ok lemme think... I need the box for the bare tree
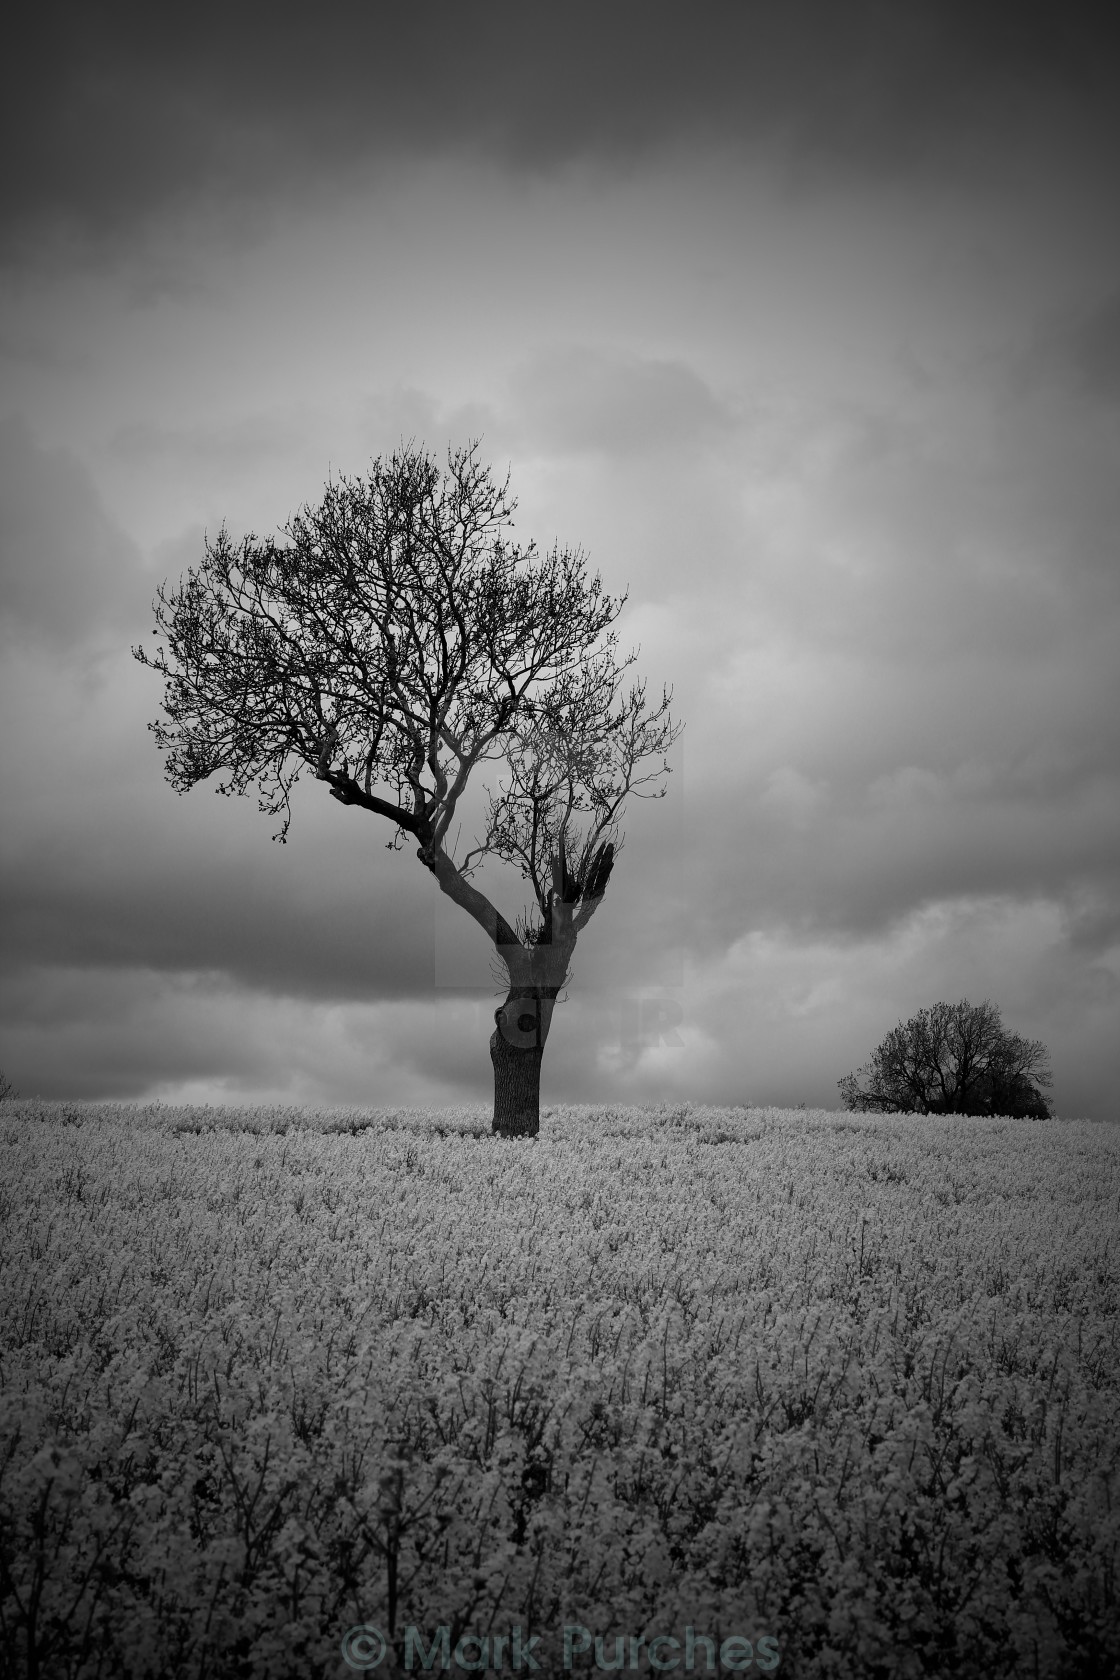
[134,443,681,1136]
[838,999,1053,1118]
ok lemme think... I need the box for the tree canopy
[134,441,681,1133]
[838,998,1053,1118]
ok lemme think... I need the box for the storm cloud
[6,4,1118,260]
[1,5,1117,1115]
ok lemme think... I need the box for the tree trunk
[490,1029,544,1138]
[489,990,556,1138]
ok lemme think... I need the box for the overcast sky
[2,3,1118,1117]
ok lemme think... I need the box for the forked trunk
[421,845,599,1139]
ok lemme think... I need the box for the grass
[0,1100,1117,1678]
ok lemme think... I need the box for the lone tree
[134,442,681,1137]
[838,998,1053,1118]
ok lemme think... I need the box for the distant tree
[134,442,681,1137]
[838,998,1053,1118]
[0,1068,15,1101]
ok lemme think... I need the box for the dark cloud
[668,771,1120,964]
[0,963,507,1108]
[5,2,1117,263]
[0,967,264,1102]
[0,706,682,1007]
[0,733,492,1003]
[0,851,437,1003]
[1065,896,1120,955]
[673,637,1120,949]
[0,416,147,648]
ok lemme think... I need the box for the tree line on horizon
[838,997,1053,1119]
[0,999,1058,1124]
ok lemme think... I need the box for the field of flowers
[1,1099,1117,1679]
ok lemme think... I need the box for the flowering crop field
[1,1100,1117,1679]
